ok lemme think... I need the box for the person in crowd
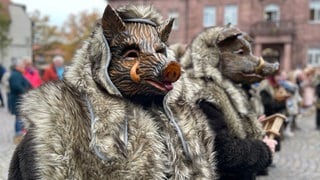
[9,5,218,179]
[286,71,304,132]
[312,69,320,130]
[178,25,278,179]
[260,71,288,116]
[281,79,302,137]
[300,67,316,112]
[257,70,289,175]
[42,55,65,82]
[0,64,6,107]
[315,82,320,130]
[9,58,31,144]
[2,64,14,113]
[23,57,42,88]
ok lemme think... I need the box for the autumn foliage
[32,9,101,64]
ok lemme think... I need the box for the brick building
[109,0,320,71]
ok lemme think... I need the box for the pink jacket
[24,67,42,88]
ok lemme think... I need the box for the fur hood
[179,26,264,139]
[65,5,167,97]
[180,27,224,81]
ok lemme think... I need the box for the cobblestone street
[0,106,320,179]
[0,107,15,180]
[257,109,320,180]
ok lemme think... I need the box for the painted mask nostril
[130,61,141,82]
[162,61,181,83]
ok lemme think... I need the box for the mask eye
[233,49,244,55]
[156,47,167,56]
[123,49,139,58]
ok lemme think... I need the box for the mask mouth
[145,80,173,92]
[238,72,264,84]
[145,61,181,92]
[237,57,279,83]
[130,59,181,92]
[240,72,264,79]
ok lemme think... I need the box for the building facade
[109,0,320,71]
[0,0,32,69]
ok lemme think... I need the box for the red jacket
[42,64,58,82]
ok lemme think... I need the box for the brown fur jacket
[8,9,216,180]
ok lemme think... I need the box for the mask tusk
[255,57,265,74]
[130,60,141,83]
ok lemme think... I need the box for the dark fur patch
[9,125,40,179]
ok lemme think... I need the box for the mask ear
[216,26,242,45]
[158,18,174,43]
[102,5,126,41]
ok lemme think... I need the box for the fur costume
[8,5,216,180]
[178,26,278,179]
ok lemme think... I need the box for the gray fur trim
[163,94,191,161]
[123,18,157,27]
[101,33,122,97]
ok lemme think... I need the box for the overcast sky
[12,0,107,26]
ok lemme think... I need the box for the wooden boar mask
[217,26,279,84]
[101,5,180,97]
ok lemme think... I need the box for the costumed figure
[175,25,279,179]
[9,5,217,179]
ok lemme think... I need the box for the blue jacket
[9,69,31,115]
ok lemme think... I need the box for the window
[310,0,320,22]
[307,48,320,66]
[203,6,216,27]
[224,5,238,25]
[168,11,179,30]
[264,4,280,22]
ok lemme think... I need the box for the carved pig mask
[217,27,279,84]
[101,6,181,97]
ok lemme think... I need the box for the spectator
[260,71,288,116]
[313,70,320,130]
[9,58,31,144]
[2,65,13,113]
[0,64,6,107]
[23,57,42,88]
[257,71,289,175]
[281,80,302,137]
[300,67,316,110]
[43,55,65,82]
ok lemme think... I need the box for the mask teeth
[255,57,265,74]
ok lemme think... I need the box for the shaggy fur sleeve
[8,127,40,179]
[214,131,272,175]
[199,100,272,175]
